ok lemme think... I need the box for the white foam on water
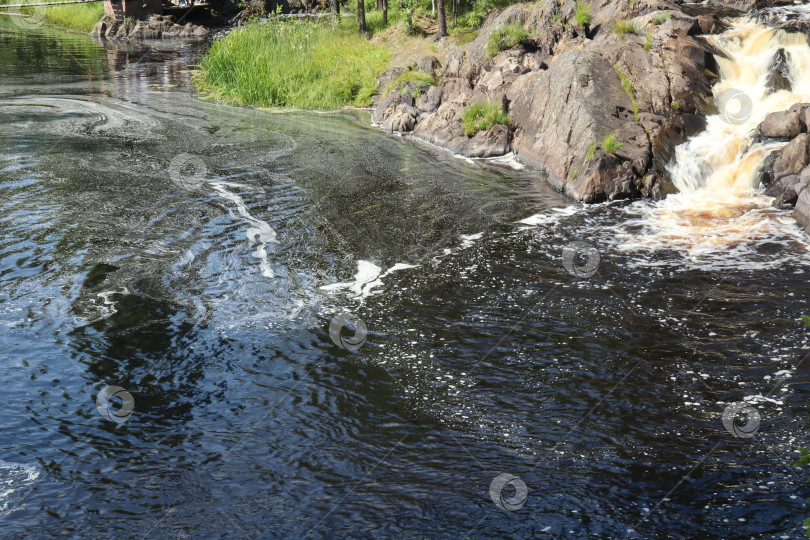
[320,260,418,300]
[210,181,280,279]
[0,461,41,515]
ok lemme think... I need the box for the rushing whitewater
[618,13,810,258]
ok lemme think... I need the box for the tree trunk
[382,0,387,25]
[357,0,366,33]
[437,0,447,37]
[330,0,339,19]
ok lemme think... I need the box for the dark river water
[1,15,810,539]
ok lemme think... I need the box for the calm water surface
[1,16,810,539]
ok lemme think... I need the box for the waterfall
[617,10,810,260]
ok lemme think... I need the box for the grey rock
[415,86,441,114]
[417,56,441,77]
[462,123,511,158]
[761,110,803,139]
[381,104,418,132]
[794,187,810,231]
[765,48,791,94]
[773,133,810,180]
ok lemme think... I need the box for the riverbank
[193,0,810,217]
[193,0,728,203]
[0,0,104,32]
[195,16,393,109]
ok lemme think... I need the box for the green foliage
[462,102,510,136]
[792,447,807,467]
[458,0,521,29]
[614,64,640,121]
[0,0,104,32]
[644,32,653,51]
[44,2,103,31]
[570,167,579,179]
[196,17,392,110]
[575,1,591,28]
[613,19,639,39]
[802,315,810,327]
[603,133,622,153]
[614,65,634,100]
[586,134,622,159]
[486,22,528,56]
[386,69,436,98]
[650,11,671,25]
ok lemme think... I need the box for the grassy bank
[196,12,402,110]
[0,0,104,33]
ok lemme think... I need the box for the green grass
[575,1,590,28]
[0,0,104,32]
[614,64,640,121]
[486,22,527,56]
[602,133,622,153]
[195,17,393,110]
[643,31,653,51]
[452,29,478,44]
[43,2,103,32]
[386,69,436,97]
[650,11,670,25]
[462,101,509,136]
[586,133,622,159]
[613,19,639,39]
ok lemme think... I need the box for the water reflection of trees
[0,17,108,79]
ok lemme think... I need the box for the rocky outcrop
[373,1,724,202]
[91,14,210,41]
[757,104,810,225]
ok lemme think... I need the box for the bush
[195,18,392,110]
[486,23,528,57]
[462,102,510,136]
[575,1,591,28]
[650,11,671,25]
[613,19,639,39]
